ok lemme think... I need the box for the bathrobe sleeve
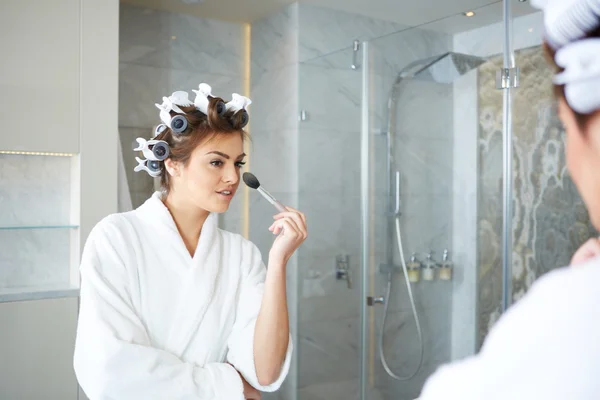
[417,265,600,400]
[226,242,293,392]
[74,220,245,400]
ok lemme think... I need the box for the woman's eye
[210,160,223,167]
[235,161,246,168]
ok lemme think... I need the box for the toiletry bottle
[406,253,421,283]
[423,252,437,281]
[439,249,453,281]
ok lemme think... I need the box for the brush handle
[257,187,287,213]
[273,201,287,213]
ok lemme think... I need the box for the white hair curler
[193,83,226,116]
[153,124,168,138]
[154,91,192,134]
[134,156,162,177]
[553,39,600,114]
[225,93,252,113]
[225,93,252,128]
[133,137,170,161]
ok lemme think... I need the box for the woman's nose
[223,165,239,184]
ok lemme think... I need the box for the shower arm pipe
[501,0,515,312]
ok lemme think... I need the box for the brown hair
[543,25,600,130]
[154,96,249,193]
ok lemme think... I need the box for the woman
[73,84,306,399]
[418,1,600,399]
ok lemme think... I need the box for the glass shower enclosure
[295,1,592,399]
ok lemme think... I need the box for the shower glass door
[359,3,511,398]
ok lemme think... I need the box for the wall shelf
[0,225,79,231]
[0,284,80,303]
[0,153,81,302]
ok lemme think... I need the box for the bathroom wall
[453,11,595,349]
[249,5,300,400]
[119,3,246,235]
[475,46,595,347]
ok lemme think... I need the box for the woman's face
[560,99,600,229]
[167,133,246,213]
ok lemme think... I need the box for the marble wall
[475,46,595,346]
[452,10,594,349]
[249,5,300,400]
[451,10,546,358]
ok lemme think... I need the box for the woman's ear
[164,158,180,177]
[559,98,585,138]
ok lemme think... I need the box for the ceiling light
[528,28,534,32]
[464,11,476,17]
[171,36,177,40]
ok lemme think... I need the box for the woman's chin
[208,199,232,214]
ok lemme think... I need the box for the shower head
[397,52,486,84]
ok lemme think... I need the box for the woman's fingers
[273,210,307,237]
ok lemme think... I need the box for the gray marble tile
[248,128,298,194]
[120,3,244,75]
[298,129,360,196]
[394,137,454,197]
[369,26,451,82]
[298,271,361,322]
[374,306,451,378]
[298,63,361,133]
[298,4,406,63]
[395,81,454,141]
[251,3,299,72]
[250,64,299,132]
[297,316,360,388]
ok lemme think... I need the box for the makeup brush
[243,172,287,213]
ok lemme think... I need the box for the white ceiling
[121,0,538,33]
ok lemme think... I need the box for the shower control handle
[367,296,385,306]
[335,254,352,289]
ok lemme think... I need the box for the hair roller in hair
[215,99,226,116]
[225,93,252,127]
[154,124,167,137]
[170,115,188,134]
[150,141,169,160]
[133,138,170,161]
[193,83,214,115]
[134,156,162,177]
[231,109,249,128]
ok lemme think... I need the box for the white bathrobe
[419,258,600,400]
[74,192,293,400]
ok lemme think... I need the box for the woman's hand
[268,206,308,265]
[241,375,261,400]
[571,237,600,266]
[231,366,261,400]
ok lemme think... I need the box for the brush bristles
[242,172,260,189]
